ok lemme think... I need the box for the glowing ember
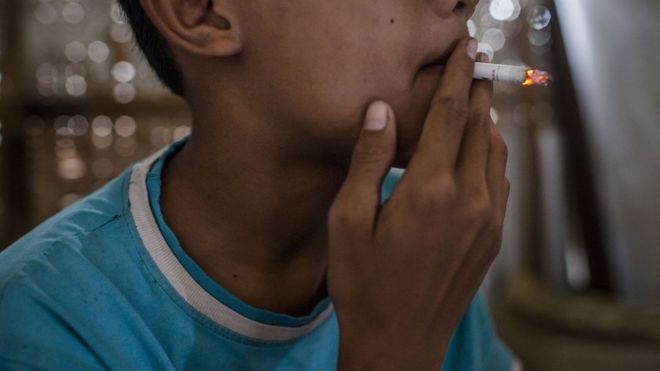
[523,69,553,87]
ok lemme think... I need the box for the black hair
[116,0,185,97]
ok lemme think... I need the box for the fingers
[329,101,397,246]
[456,53,494,188]
[486,125,509,226]
[444,128,509,304]
[408,37,479,178]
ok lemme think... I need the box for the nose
[456,0,479,17]
[432,0,479,20]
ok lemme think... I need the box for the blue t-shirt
[0,139,517,370]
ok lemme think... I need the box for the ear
[140,0,242,57]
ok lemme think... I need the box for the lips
[419,63,446,75]
[420,62,446,70]
[417,33,468,72]
[419,49,452,71]
[420,53,450,72]
[418,59,448,76]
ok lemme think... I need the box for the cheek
[246,0,439,162]
[256,43,397,144]
[301,70,437,168]
[256,1,417,116]
[271,49,436,165]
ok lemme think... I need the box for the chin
[392,139,417,169]
[389,99,432,170]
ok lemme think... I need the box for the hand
[327,39,510,370]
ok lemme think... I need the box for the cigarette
[474,62,552,87]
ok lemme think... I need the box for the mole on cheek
[390,18,395,24]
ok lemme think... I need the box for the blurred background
[1,1,659,370]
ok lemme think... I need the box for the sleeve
[440,291,519,371]
[0,277,106,371]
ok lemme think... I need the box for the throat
[159,138,336,317]
[177,228,330,316]
[215,254,330,317]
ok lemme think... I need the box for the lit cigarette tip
[523,69,553,87]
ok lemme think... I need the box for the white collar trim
[128,147,334,342]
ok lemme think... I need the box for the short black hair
[116,1,185,97]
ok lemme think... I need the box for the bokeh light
[527,5,552,30]
[113,82,136,103]
[65,75,87,96]
[115,115,137,137]
[34,2,57,25]
[483,28,507,52]
[62,2,86,25]
[92,116,114,137]
[57,157,87,180]
[65,41,87,63]
[88,41,110,63]
[489,0,517,21]
[111,61,136,83]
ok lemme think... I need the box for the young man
[0,0,518,370]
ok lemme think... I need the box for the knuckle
[428,177,459,204]
[328,205,360,230]
[407,176,458,208]
[435,175,459,197]
[464,197,491,224]
[463,181,488,200]
[472,110,491,127]
[352,142,391,165]
[490,128,509,159]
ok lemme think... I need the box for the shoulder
[0,168,140,328]
[0,270,106,370]
[0,168,133,281]
[0,167,153,369]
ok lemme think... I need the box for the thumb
[349,100,397,187]
[330,101,396,239]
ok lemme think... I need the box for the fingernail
[467,38,478,61]
[364,101,388,131]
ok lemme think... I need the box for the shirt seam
[122,203,332,348]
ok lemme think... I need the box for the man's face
[236,0,477,166]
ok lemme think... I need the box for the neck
[160,98,350,317]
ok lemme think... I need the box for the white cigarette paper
[473,62,552,87]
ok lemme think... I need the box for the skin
[142,0,508,367]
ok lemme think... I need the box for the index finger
[407,37,478,179]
